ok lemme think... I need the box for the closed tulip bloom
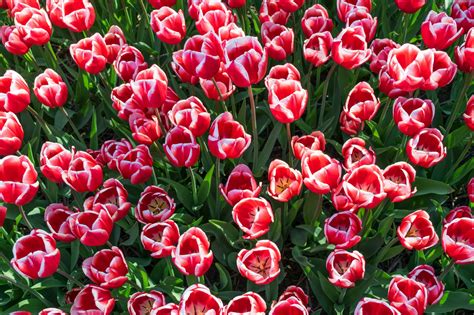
[277,286,309,306]
[70,33,108,74]
[148,0,176,9]
[71,285,115,314]
[259,0,290,25]
[118,144,153,184]
[269,297,308,315]
[46,0,67,28]
[267,159,302,202]
[303,31,333,67]
[224,36,268,88]
[141,220,180,258]
[44,203,76,242]
[69,209,113,246]
[14,7,52,46]
[268,79,308,123]
[136,186,175,224]
[227,0,245,8]
[354,298,401,315]
[455,28,474,73]
[176,37,218,81]
[237,240,281,285]
[208,112,251,159]
[326,249,365,288]
[33,69,68,108]
[343,164,387,209]
[233,197,274,239]
[265,63,301,89]
[341,137,376,170]
[0,111,23,155]
[383,162,417,203]
[464,95,474,130]
[128,291,166,315]
[155,303,178,314]
[442,217,474,264]
[129,112,162,146]
[150,7,186,45]
[301,4,333,38]
[291,131,326,160]
[342,81,380,122]
[301,150,342,194]
[200,69,236,102]
[408,265,445,305]
[195,1,235,34]
[131,65,168,109]
[0,25,30,55]
[179,284,223,314]
[261,22,294,61]
[369,38,399,74]
[337,0,372,22]
[388,276,428,315]
[420,50,457,91]
[443,206,472,225]
[62,150,103,192]
[332,26,371,70]
[339,111,364,135]
[0,70,30,113]
[0,155,38,206]
[406,128,446,168]
[172,227,213,276]
[397,210,439,250]
[103,25,126,63]
[393,97,435,136]
[82,246,128,289]
[451,0,474,32]
[163,126,200,168]
[394,0,426,14]
[59,0,96,32]
[168,96,210,137]
[100,138,132,171]
[345,9,378,42]
[421,11,463,50]
[11,229,60,279]
[223,292,266,315]
[113,45,148,82]
[219,164,262,206]
[40,142,71,183]
[218,22,245,43]
[324,211,362,249]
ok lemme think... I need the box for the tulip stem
[446,73,474,134]
[439,260,456,281]
[18,206,32,230]
[60,107,85,144]
[0,275,52,307]
[248,86,259,170]
[318,63,337,129]
[211,78,228,112]
[57,268,83,287]
[214,158,221,219]
[286,123,293,166]
[338,288,347,304]
[188,167,198,205]
[445,135,472,181]
[166,257,175,277]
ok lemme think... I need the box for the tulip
[341,137,376,170]
[444,206,472,225]
[227,0,245,8]
[301,150,342,194]
[200,69,236,102]
[259,0,290,25]
[223,292,266,315]
[14,7,52,46]
[383,162,417,202]
[69,210,113,247]
[339,111,364,135]
[83,246,128,289]
[147,0,175,9]
[301,4,333,38]
[39,142,72,183]
[455,28,474,73]
[408,265,445,305]
[103,25,126,63]
[71,285,115,314]
[0,155,38,206]
[394,0,426,14]
[291,131,326,160]
[110,83,135,119]
[324,211,362,249]
[180,34,221,80]
[0,25,30,55]
[303,31,333,67]
[128,291,166,315]
[354,298,401,315]
[141,220,180,258]
[7,0,41,13]
[237,240,281,285]
[171,49,199,84]
[0,205,6,227]
[172,227,213,276]
[0,111,23,155]
[378,66,410,99]
[269,297,308,315]
[44,203,76,242]
[57,0,96,32]
[163,126,200,168]
[0,70,30,113]
[420,50,457,91]
[208,112,251,160]
[150,7,186,45]
[233,197,274,239]
[136,185,175,224]
[369,38,399,74]
[168,96,210,137]
[345,9,378,42]
[267,159,302,202]
[39,308,66,315]
[406,128,446,168]
[393,97,435,136]
[155,303,179,315]
[451,0,474,32]
[33,69,68,108]
[421,11,463,50]
[342,81,380,122]
[219,164,262,206]
[343,164,387,209]
[178,284,223,314]
[131,65,168,109]
[332,26,371,70]
[337,0,372,22]
[383,44,426,92]
[397,210,439,251]
[217,22,245,43]
[464,95,474,130]
[11,229,60,279]
[117,144,153,184]
[469,177,474,203]
[45,0,66,28]
[70,33,108,74]
[113,45,148,82]
[265,63,301,89]
[129,112,162,146]
[195,1,235,34]
[261,21,294,61]
[277,286,309,308]
[326,249,365,288]
[388,276,428,315]
[331,183,358,212]
[100,138,132,171]
[62,150,103,192]
[442,217,474,264]
[268,79,308,123]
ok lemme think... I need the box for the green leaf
[427,291,474,312]
[158,177,194,210]
[197,165,214,205]
[413,177,454,196]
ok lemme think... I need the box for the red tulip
[394,0,426,14]
[163,126,200,168]
[69,210,113,247]
[326,249,365,288]
[103,25,126,64]
[388,276,428,315]
[345,8,378,42]
[83,246,128,289]
[33,69,67,108]
[39,142,71,183]
[233,197,274,239]
[332,26,371,70]
[340,111,363,136]
[131,65,168,109]
[195,1,235,34]
[342,81,380,122]
[397,210,439,251]
[341,137,376,170]
[180,34,221,80]
[265,63,301,89]
[393,97,435,136]
[406,128,446,168]
[150,7,186,45]
[408,265,445,305]
[148,0,175,9]
[113,45,148,82]
[129,112,162,146]
[7,0,40,13]
[0,70,30,113]
[136,185,175,224]
[14,7,52,46]
[223,292,266,315]
[301,4,333,38]
[71,285,115,314]
[455,28,474,73]
[227,0,245,8]
[0,25,30,55]
[267,159,302,202]
[337,0,372,22]
[38,308,66,315]
[324,211,362,249]
[237,240,281,285]
[259,0,290,25]
[110,83,135,119]
[444,206,472,225]
[342,164,386,209]
[217,22,245,43]
[171,49,199,84]
[383,162,417,203]
[354,298,401,315]
[128,291,166,315]
[178,284,223,314]
[70,33,108,74]
[291,131,326,160]
[464,95,474,130]
[369,38,399,74]
[268,79,308,123]
[303,31,333,67]
[269,297,308,315]
[420,50,457,91]
[155,303,179,315]
[442,217,474,264]
[117,144,153,184]
[208,112,251,160]
[0,205,6,227]
[100,138,132,171]
[57,0,96,32]
[62,150,103,192]
[469,177,474,203]
[301,150,342,194]
[0,111,23,155]
[200,68,236,102]
[421,11,463,50]
[451,0,474,33]
[45,0,66,28]
[261,21,294,61]
[44,203,76,242]
[219,164,262,206]
[172,227,213,276]
[224,36,268,88]
[0,155,38,206]
[11,229,60,279]
[168,96,210,137]
[141,220,180,259]
[277,286,309,306]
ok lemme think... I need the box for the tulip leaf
[197,165,214,205]
[427,291,474,312]
[158,177,194,210]
[413,177,454,196]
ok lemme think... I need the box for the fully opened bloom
[393,97,435,136]
[0,155,38,206]
[223,292,267,315]
[408,265,445,305]
[141,220,180,258]
[233,197,274,239]
[0,70,30,113]
[0,111,23,155]
[302,150,342,194]
[82,246,128,289]
[208,112,251,160]
[442,217,474,264]
[332,26,371,70]
[220,164,262,206]
[324,211,362,249]
[326,249,365,288]
[383,162,417,203]
[237,240,281,285]
[355,298,401,315]
[406,128,446,168]
[267,159,302,202]
[71,285,115,314]
[128,291,166,315]
[172,227,213,276]
[291,131,326,160]
[397,210,439,251]
[33,69,68,108]
[388,276,428,315]
[178,284,223,315]
[341,137,376,170]
[136,185,175,224]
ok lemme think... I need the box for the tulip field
[1,0,474,314]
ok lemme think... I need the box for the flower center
[276,177,291,194]
[148,197,168,214]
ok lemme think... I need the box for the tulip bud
[131,65,168,109]
[34,69,68,108]
[62,150,103,192]
[269,297,308,315]
[181,34,221,80]
[369,38,399,74]
[100,138,132,171]
[208,112,251,160]
[337,0,372,22]
[84,178,131,222]
[163,126,200,168]
[59,0,96,33]
[342,164,386,209]
[394,0,426,14]
[455,29,474,73]
[268,79,308,124]
[464,95,474,130]
[345,9,378,42]
[0,25,30,55]
[168,96,210,137]
[383,162,417,202]
[259,0,290,25]
[342,81,380,122]
[451,0,474,32]
[70,33,108,74]
[129,112,162,146]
